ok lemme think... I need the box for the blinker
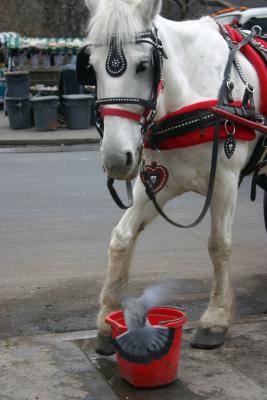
[106,38,127,77]
[76,46,96,86]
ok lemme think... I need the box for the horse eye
[136,61,149,73]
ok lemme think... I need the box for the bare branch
[170,0,236,20]
[173,0,188,12]
[171,0,190,19]
[203,0,235,7]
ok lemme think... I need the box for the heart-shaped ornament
[140,162,169,193]
[224,135,236,159]
[150,175,157,184]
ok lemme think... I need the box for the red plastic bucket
[105,306,187,388]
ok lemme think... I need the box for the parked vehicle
[212,7,267,37]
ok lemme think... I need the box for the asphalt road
[0,149,266,339]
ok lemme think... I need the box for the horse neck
[155,17,228,118]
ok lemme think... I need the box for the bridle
[92,27,167,209]
[95,27,167,140]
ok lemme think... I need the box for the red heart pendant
[140,162,169,193]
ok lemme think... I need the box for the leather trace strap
[239,136,266,187]
[107,178,133,209]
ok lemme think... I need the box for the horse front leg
[95,178,172,355]
[191,171,238,349]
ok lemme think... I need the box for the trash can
[0,80,7,106]
[5,71,30,98]
[62,94,94,129]
[0,80,6,95]
[31,96,59,131]
[5,97,31,129]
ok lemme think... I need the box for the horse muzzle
[101,147,140,180]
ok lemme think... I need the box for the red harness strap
[211,106,267,134]
[101,107,141,122]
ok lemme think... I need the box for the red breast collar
[144,100,256,150]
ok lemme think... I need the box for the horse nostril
[125,152,133,168]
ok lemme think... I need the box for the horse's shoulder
[156,14,220,38]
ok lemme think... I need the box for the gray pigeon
[112,282,177,364]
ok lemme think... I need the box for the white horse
[84,0,265,353]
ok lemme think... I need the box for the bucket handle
[159,316,186,325]
[105,314,125,330]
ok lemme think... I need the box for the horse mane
[87,0,147,45]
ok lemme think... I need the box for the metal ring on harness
[224,119,236,136]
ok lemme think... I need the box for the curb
[0,137,100,147]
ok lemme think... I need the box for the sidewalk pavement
[0,110,100,148]
[1,317,266,400]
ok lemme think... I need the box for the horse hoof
[95,334,115,356]
[190,327,227,349]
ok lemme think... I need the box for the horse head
[85,0,163,180]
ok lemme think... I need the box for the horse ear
[138,0,162,23]
[84,0,98,13]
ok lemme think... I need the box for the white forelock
[87,0,149,44]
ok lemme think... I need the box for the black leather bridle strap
[95,97,156,111]
[107,178,133,209]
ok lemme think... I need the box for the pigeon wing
[112,326,175,364]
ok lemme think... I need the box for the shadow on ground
[0,274,266,340]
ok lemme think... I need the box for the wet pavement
[1,318,266,400]
[0,331,117,400]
